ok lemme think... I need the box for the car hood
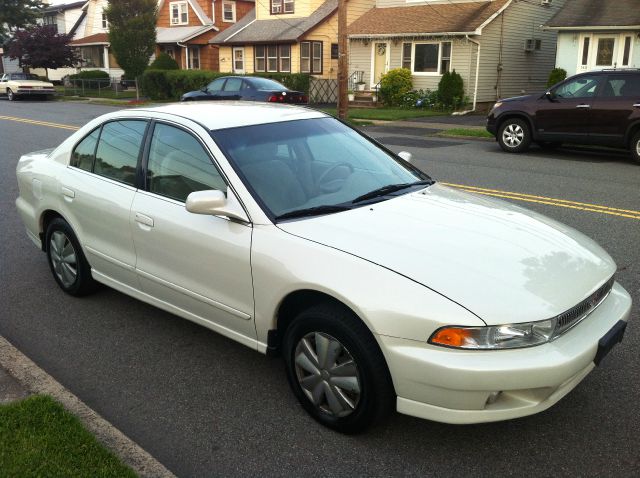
[277,184,616,325]
[11,79,54,87]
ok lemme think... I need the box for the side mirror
[398,151,413,163]
[201,86,208,92]
[545,91,555,101]
[185,188,250,223]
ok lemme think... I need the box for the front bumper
[486,114,497,136]
[16,89,55,96]
[380,281,632,424]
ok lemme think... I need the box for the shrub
[547,67,567,87]
[140,69,311,100]
[69,70,110,88]
[378,68,413,106]
[401,89,440,109]
[437,69,464,109]
[149,52,179,70]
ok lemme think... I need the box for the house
[210,0,375,79]
[68,0,123,78]
[347,0,565,109]
[32,0,87,80]
[155,0,255,70]
[545,0,639,76]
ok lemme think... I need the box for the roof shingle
[546,0,640,28]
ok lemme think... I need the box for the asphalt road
[1,99,639,477]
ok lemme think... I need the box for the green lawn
[0,395,136,477]
[317,107,449,121]
[437,127,493,139]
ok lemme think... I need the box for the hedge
[141,69,310,100]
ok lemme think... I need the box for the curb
[0,336,176,478]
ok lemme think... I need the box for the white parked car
[0,73,55,101]
[15,103,631,433]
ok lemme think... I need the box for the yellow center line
[0,115,79,131]
[443,184,640,220]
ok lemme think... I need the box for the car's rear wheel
[630,131,640,164]
[498,118,531,153]
[45,218,97,296]
[7,88,15,101]
[283,303,395,434]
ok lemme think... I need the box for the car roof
[130,101,328,130]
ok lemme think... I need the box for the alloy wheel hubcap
[503,124,524,147]
[294,332,361,417]
[636,140,640,157]
[49,231,77,288]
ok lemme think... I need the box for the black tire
[283,302,395,434]
[7,88,15,101]
[45,218,98,296]
[497,118,531,153]
[630,131,640,164]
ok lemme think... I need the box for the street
[1,99,639,477]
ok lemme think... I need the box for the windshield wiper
[352,180,433,204]
[274,204,352,221]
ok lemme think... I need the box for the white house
[545,0,640,76]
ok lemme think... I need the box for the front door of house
[372,42,388,87]
[233,47,245,74]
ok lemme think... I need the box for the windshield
[211,117,431,219]
[249,77,288,91]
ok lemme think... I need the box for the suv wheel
[631,131,640,164]
[283,303,395,434]
[498,118,531,153]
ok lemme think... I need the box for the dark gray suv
[487,70,640,163]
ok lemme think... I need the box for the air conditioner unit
[524,39,535,51]
[171,17,179,24]
[541,0,552,5]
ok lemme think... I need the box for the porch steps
[349,91,377,108]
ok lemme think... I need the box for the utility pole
[337,0,348,120]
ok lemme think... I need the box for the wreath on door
[377,44,386,55]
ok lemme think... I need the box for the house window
[222,1,236,22]
[402,43,411,69]
[411,41,451,75]
[622,36,632,66]
[255,45,266,72]
[581,37,590,66]
[271,0,294,14]
[187,47,200,69]
[80,46,105,68]
[300,41,322,74]
[331,43,339,60]
[162,46,175,59]
[211,0,215,22]
[279,45,291,72]
[101,12,108,29]
[267,45,278,72]
[43,15,58,32]
[170,1,188,25]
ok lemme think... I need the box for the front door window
[595,38,616,66]
[233,47,244,73]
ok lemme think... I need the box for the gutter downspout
[454,35,481,114]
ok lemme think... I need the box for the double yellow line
[0,115,79,131]
[443,182,640,220]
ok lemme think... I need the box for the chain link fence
[57,77,138,99]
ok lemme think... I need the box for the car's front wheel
[498,118,531,153]
[7,88,15,101]
[283,303,395,434]
[45,218,97,296]
[631,131,640,164]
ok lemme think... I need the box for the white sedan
[0,73,56,100]
[15,103,631,433]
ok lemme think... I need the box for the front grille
[552,277,614,339]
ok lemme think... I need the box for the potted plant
[348,89,354,101]
[356,81,366,91]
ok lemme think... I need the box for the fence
[309,77,338,104]
[57,77,138,99]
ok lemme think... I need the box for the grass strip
[317,107,449,121]
[0,395,136,478]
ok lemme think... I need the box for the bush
[378,68,413,106]
[140,69,311,100]
[437,69,465,109]
[401,89,439,109]
[69,70,110,88]
[547,67,567,87]
[149,52,179,70]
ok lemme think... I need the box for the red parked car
[487,70,640,163]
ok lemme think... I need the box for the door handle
[576,104,591,109]
[61,186,75,198]
[134,213,154,227]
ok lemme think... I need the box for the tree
[105,0,157,98]
[5,25,79,79]
[0,0,44,44]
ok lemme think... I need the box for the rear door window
[70,128,100,171]
[94,120,147,186]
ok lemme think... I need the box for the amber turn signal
[430,327,473,347]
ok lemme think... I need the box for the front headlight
[429,318,556,350]
[491,101,503,111]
